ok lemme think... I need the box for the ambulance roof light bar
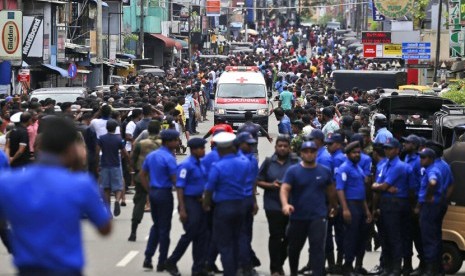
[225,66,259,72]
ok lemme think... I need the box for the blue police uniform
[332,149,347,174]
[0,150,8,169]
[143,145,177,268]
[0,150,10,253]
[359,153,372,177]
[419,161,446,268]
[317,147,333,171]
[205,152,252,276]
[374,127,393,144]
[404,152,424,263]
[283,163,333,276]
[376,156,412,272]
[201,147,221,270]
[166,154,209,274]
[0,158,110,275]
[336,159,368,266]
[238,150,259,270]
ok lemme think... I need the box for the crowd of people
[0,23,457,276]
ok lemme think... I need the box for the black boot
[388,260,401,276]
[379,259,392,276]
[422,263,437,276]
[128,222,137,241]
[343,262,357,276]
[326,251,337,274]
[298,260,312,274]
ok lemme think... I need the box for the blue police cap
[307,129,325,141]
[419,148,436,159]
[402,134,421,146]
[235,131,257,145]
[345,141,361,154]
[160,129,180,141]
[383,138,401,149]
[301,141,318,150]
[187,138,207,149]
[325,133,344,144]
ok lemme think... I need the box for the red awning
[174,41,182,51]
[150,34,180,50]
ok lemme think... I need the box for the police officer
[236,132,261,273]
[417,148,449,275]
[326,133,346,172]
[165,138,209,276]
[373,114,393,144]
[372,138,412,276]
[401,134,423,274]
[128,121,162,242]
[336,141,372,276]
[280,141,338,276]
[0,117,112,275]
[141,129,179,271]
[203,132,252,276]
[257,134,300,276]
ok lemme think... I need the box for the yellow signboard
[383,44,402,58]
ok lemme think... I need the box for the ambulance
[214,66,271,131]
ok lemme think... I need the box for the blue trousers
[420,202,447,264]
[325,210,344,259]
[287,218,328,276]
[379,198,410,263]
[343,201,369,264]
[206,205,219,267]
[239,196,255,269]
[144,188,173,265]
[167,196,208,273]
[213,199,247,276]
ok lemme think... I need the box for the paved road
[0,109,459,276]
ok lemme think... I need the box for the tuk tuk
[398,85,436,94]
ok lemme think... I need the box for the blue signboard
[402,42,431,60]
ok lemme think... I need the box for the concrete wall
[421,30,452,61]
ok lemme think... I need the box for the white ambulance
[214,66,271,131]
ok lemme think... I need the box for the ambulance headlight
[215,108,225,115]
[257,108,268,116]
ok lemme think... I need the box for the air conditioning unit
[85,39,91,47]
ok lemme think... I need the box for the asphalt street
[0,108,461,276]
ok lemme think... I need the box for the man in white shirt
[90,105,120,138]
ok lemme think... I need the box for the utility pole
[188,4,192,69]
[433,0,443,83]
[138,0,145,59]
[97,0,103,85]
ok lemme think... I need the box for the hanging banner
[206,0,221,16]
[22,16,44,65]
[0,10,23,65]
[374,0,414,18]
[371,0,385,21]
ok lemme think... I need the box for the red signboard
[216,98,267,104]
[362,32,391,44]
[363,44,377,58]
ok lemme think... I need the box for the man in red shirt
[203,118,233,140]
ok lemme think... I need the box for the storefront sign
[0,10,22,65]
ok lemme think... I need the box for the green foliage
[410,0,430,28]
[370,22,379,31]
[318,14,333,25]
[442,80,465,105]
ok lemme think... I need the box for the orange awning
[150,34,181,50]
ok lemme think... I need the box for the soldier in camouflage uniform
[128,120,162,242]
[359,127,373,157]
[290,120,306,154]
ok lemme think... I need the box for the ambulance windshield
[217,84,266,98]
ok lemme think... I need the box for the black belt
[380,197,409,203]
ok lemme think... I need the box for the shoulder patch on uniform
[179,168,187,179]
[341,172,347,181]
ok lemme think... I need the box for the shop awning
[42,64,69,78]
[66,42,90,54]
[116,53,137,60]
[150,34,179,49]
[174,38,188,49]
[35,0,67,4]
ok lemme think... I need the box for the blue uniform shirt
[405,153,422,193]
[359,153,372,177]
[435,158,453,195]
[0,164,110,271]
[0,150,8,169]
[176,156,208,196]
[143,146,177,188]
[201,147,220,170]
[376,156,411,198]
[332,149,347,175]
[205,153,251,202]
[278,115,293,136]
[336,160,366,200]
[317,147,333,171]
[418,163,443,203]
[283,163,333,220]
[240,150,259,197]
[374,127,393,144]
[376,158,388,179]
